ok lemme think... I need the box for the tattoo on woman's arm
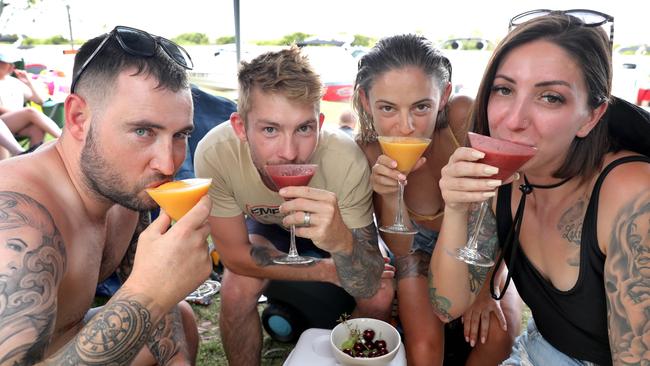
[467,202,498,294]
[605,190,650,364]
[428,273,454,322]
[332,223,383,298]
[0,191,66,365]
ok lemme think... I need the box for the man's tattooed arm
[332,223,383,298]
[0,191,66,365]
[48,289,155,365]
[604,189,650,364]
[114,211,190,365]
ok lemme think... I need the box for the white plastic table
[283,328,407,366]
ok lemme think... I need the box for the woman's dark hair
[471,13,612,179]
[353,34,452,144]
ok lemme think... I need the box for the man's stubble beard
[80,123,164,211]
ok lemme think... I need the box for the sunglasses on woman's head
[509,9,614,47]
[71,26,193,93]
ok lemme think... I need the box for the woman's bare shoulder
[447,94,474,145]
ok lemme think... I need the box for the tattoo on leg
[557,197,587,267]
[0,191,66,365]
[332,223,383,298]
[395,250,430,281]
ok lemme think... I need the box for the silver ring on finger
[303,211,311,226]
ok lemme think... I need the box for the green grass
[192,296,294,366]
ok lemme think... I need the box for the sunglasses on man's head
[509,9,614,47]
[70,26,193,93]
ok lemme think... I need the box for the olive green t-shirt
[194,123,373,229]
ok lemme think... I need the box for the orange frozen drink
[146,178,212,221]
[378,136,431,173]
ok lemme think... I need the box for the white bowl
[330,318,401,366]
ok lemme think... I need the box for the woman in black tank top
[429,10,650,366]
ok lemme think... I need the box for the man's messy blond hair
[237,45,323,124]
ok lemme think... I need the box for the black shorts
[245,217,330,258]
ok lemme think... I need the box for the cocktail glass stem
[450,200,494,267]
[380,179,417,235]
[273,211,315,265]
[288,223,299,258]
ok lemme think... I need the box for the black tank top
[496,155,650,365]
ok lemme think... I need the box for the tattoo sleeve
[467,201,499,294]
[332,223,383,298]
[0,191,66,365]
[49,289,154,365]
[604,190,650,364]
[115,211,150,283]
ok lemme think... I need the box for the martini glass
[146,178,220,264]
[377,136,431,235]
[264,164,318,265]
[450,132,537,267]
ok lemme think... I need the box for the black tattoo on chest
[557,198,588,266]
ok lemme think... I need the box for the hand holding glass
[146,178,220,264]
[377,136,431,235]
[264,164,318,265]
[449,132,537,266]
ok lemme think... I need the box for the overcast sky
[3,0,647,45]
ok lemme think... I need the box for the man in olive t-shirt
[194,46,393,366]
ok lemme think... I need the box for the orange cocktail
[378,136,431,173]
[146,178,218,264]
[377,136,431,235]
[146,178,212,221]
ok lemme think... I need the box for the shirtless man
[0,26,212,365]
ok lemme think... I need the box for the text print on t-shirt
[246,204,281,220]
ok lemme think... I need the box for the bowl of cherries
[330,317,401,365]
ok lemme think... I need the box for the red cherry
[362,329,375,342]
[375,339,387,350]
